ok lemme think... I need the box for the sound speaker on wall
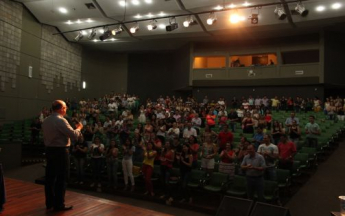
[250,202,291,216]
[216,196,253,216]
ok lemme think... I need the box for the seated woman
[219,143,236,180]
[142,142,157,196]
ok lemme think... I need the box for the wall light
[82,81,86,89]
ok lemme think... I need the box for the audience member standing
[257,134,278,181]
[305,115,321,148]
[241,144,266,202]
[278,134,297,171]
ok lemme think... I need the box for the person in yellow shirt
[271,96,280,111]
[142,142,157,196]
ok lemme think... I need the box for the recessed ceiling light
[145,0,152,3]
[99,29,104,34]
[332,3,342,9]
[147,13,153,18]
[214,5,223,10]
[158,12,165,16]
[243,2,250,7]
[76,19,82,24]
[119,1,126,7]
[66,20,73,25]
[132,0,140,5]
[81,30,87,35]
[134,14,142,18]
[93,39,99,42]
[158,24,166,29]
[316,5,325,11]
[228,4,236,8]
[86,19,93,23]
[58,7,68,14]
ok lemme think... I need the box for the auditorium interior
[1,0,345,216]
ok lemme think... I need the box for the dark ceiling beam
[92,0,141,40]
[175,0,213,36]
[280,0,297,28]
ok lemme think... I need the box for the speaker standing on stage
[42,100,83,211]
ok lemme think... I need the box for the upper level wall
[190,33,323,86]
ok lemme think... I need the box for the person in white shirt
[257,134,278,181]
[183,122,197,139]
[167,122,180,140]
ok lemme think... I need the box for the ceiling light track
[54,0,309,36]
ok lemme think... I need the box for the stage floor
[2,178,172,216]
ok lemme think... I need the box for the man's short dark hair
[309,115,315,119]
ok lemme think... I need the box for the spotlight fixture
[249,14,259,24]
[206,13,217,25]
[183,16,197,27]
[274,5,287,20]
[99,27,111,41]
[88,28,97,40]
[166,17,178,32]
[147,20,157,31]
[111,25,123,35]
[130,23,139,34]
[74,31,84,42]
[295,2,309,17]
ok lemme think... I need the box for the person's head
[164,140,171,149]
[205,136,211,143]
[225,143,231,150]
[110,139,117,147]
[147,142,153,150]
[189,135,196,144]
[182,143,191,154]
[125,138,131,146]
[292,120,297,126]
[146,120,151,125]
[247,144,255,156]
[263,134,271,144]
[290,112,295,118]
[94,136,101,144]
[186,122,192,129]
[52,100,67,116]
[256,127,263,134]
[222,124,229,132]
[280,134,288,143]
[309,115,315,123]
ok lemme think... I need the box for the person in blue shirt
[252,127,264,150]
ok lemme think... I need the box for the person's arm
[181,154,193,167]
[241,157,252,170]
[128,146,135,155]
[57,118,82,141]
[147,150,157,159]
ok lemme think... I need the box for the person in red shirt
[219,143,236,180]
[188,135,200,168]
[160,141,175,201]
[277,134,297,171]
[217,125,233,153]
[206,110,216,128]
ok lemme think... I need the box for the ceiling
[14,0,345,52]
